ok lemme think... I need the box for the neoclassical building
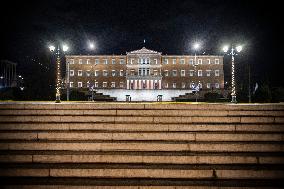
[65,47,224,101]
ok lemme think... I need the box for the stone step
[1,142,283,152]
[1,168,284,179]
[1,123,283,132]
[1,109,283,116]
[0,115,283,123]
[1,154,283,164]
[0,132,283,142]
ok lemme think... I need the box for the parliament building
[65,47,224,101]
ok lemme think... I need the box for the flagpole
[248,63,251,103]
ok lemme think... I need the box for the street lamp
[49,44,69,103]
[223,44,243,103]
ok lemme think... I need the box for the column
[159,80,162,89]
[147,80,150,89]
[134,80,137,89]
[150,80,153,90]
[127,80,129,89]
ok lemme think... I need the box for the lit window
[112,59,116,64]
[207,59,211,64]
[70,82,73,88]
[111,82,115,88]
[154,59,158,64]
[119,82,124,88]
[130,70,135,76]
[189,59,194,65]
[207,83,211,89]
[180,59,185,64]
[215,70,220,76]
[79,59,82,64]
[198,59,202,65]
[94,82,98,88]
[182,82,186,88]
[173,83,176,88]
[165,83,168,88]
[206,70,211,77]
[172,59,176,64]
[215,83,220,88]
[103,70,108,76]
[95,59,99,64]
[164,70,168,76]
[172,70,177,76]
[78,70,82,76]
[70,70,74,76]
[130,59,134,64]
[120,70,124,76]
[86,81,90,88]
[189,70,194,76]
[164,59,168,64]
[154,70,158,76]
[198,70,202,76]
[112,70,116,76]
[86,70,90,77]
[94,70,99,77]
[78,82,82,88]
[103,82,107,88]
[69,59,74,64]
[215,59,219,64]
[181,70,185,77]
[103,59,108,64]
[86,59,90,64]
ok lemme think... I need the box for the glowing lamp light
[62,44,69,52]
[89,42,95,50]
[193,43,200,50]
[236,45,243,52]
[223,45,229,53]
[49,45,55,52]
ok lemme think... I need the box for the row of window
[70,69,220,77]
[68,58,220,65]
[70,81,220,89]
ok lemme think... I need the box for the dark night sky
[1,0,283,87]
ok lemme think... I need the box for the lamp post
[192,42,201,102]
[223,44,243,103]
[49,44,69,103]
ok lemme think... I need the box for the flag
[253,83,258,94]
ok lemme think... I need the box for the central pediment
[127,47,161,55]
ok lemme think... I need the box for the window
[165,83,168,88]
[215,83,220,88]
[164,70,169,76]
[198,70,202,76]
[182,82,186,88]
[215,70,220,76]
[103,82,107,88]
[130,59,134,64]
[70,70,74,76]
[120,82,124,88]
[86,81,90,88]
[78,70,82,76]
[180,59,185,64]
[86,59,90,64]
[172,59,176,64]
[189,59,194,65]
[86,70,90,77]
[198,59,202,65]
[103,59,108,64]
[103,70,108,76]
[172,70,177,76]
[69,59,74,64]
[154,70,158,76]
[207,59,211,64]
[206,70,211,77]
[79,59,82,64]
[95,59,99,64]
[70,82,74,88]
[147,58,150,64]
[181,70,185,77]
[130,70,135,76]
[120,59,125,64]
[112,70,116,76]
[78,82,82,88]
[215,59,219,64]
[94,70,99,77]
[164,59,168,64]
[207,83,211,89]
[154,59,158,64]
[94,82,98,88]
[173,83,176,88]
[112,59,116,64]
[111,82,115,88]
[120,70,124,76]
[189,70,194,76]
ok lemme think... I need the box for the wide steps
[0,102,284,188]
